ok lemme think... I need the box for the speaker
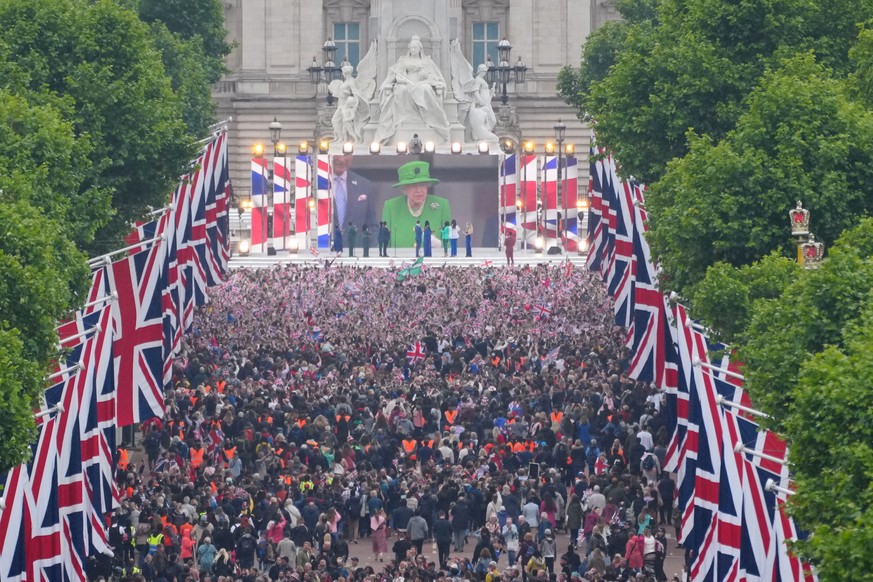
[547,246,563,255]
[267,246,277,256]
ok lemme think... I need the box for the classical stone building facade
[215,0,619,197]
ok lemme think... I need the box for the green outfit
[381,194,452,248]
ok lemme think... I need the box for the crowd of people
[96,263,680,582]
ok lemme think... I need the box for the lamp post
[307,38,342,105]
[485,38,527,106]
[789,201,825,268]
[554,119,566,251]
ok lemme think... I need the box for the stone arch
[385,15,443,69]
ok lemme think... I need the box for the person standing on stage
[414,220,423,257]
[504,228,517,266]
[361,224,371,257]
[345,222,357,257]
[423,221,433,257]
[441,221,450,257]
[378,221,391,257]
[449,219,460,257]
[465,222,474,257]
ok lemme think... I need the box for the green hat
[392,161,440,188]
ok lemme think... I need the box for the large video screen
[331,153,500,248]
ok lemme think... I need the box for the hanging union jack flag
[406,342,426,365]
[0,130,233,577]
[584,140,817,582]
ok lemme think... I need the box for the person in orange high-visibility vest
[117,446,130,471]
[402,439,417,455]
[190,446,205,468]
[550,411,563,425]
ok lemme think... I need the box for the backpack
[642,455,655,471]
[586,447,598,465]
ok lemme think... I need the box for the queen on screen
[381,161,452,248]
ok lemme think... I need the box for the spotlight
[477,141,490,154]
[308,198,316,209]
[501,139,515,154]
[523,141,535,154]
[298,141,310,154]
[369,142,381,155]
[396,141,408,154]
[238,240,251,255]
[318,140,330,154]
[535,236,545,251]
[342,142,354,154]
[451,142,463,154]
[424,141,436,153]
[253,144,265,157]
[277,143,287,155]
[564,143,575,155]
[577,199,589,210]
[545,143,555,154]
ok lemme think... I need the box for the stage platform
[229,247,588,270]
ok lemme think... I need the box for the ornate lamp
[789,201,810,237]
[801,233,825,269]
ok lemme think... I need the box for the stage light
[396,141,408,154]
[564,143,575,155]
[287,238,299,252]
[451,142,463,154]
[424,141,436,153]
[523,141,535,154]
[545,142,555,154]
[298,141,310,154]
[277,143,287,155]
[369,142,381,154]
[253,144,265,157]
[516,199,522,209]
[501,139,515,154]
[318,140,330,154]
[239,240,251,255]
[535,236,545,251]
[477,141,490,154]
[308,198,316,210]
[579,238,590,252]
[577,198,589,210]
[342,142,354,154]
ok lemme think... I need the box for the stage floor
[229,247,588,269]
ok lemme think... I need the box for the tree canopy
[0,0,228,471]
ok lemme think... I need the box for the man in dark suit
[331,154,374,233]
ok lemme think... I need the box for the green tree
[784,290,873,580]
[740,219,873,426]
[647,53,873,290]
[0,0,193,252]
[690,252,799,342]
[137,0,231,65]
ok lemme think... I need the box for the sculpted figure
[375,36,450,144]
[450,39,498,144]
[328,40,378,144]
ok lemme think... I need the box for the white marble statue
[328,40,378,144]
[374,35,450,144]
[450,39,498,144]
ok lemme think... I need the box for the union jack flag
[406,342,426,365]
[108,245,167,426]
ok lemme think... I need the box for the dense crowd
[96,263,679,582]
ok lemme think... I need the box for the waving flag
[397,257,424,281]
[406,342,426,365]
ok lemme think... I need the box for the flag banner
[499,153,517,231]
[273,156,292,249]
[251,156,269,253]
[586,147,606,272]
[397,257,424,281]
[519,154,538,244]
[317,154,331,249]
[563,156,579,248]
[295,155,312,246]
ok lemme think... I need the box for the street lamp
[307,38,342,105]
[789,201,824,268]
[269,118,282,156]
[486,38,528,105]
[554,119,567,250]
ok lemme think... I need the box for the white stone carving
[450,38,498,144]
[328,40,379,144]
[374,36,451,144]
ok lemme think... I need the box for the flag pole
[57,325,102,349]
[48,363,83,382]
[716,395,770,419]
[765,478,796,497]
[34,403,64,420]
[734,442,789,468]
[87,234,165,267]
[693,358,745,382]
